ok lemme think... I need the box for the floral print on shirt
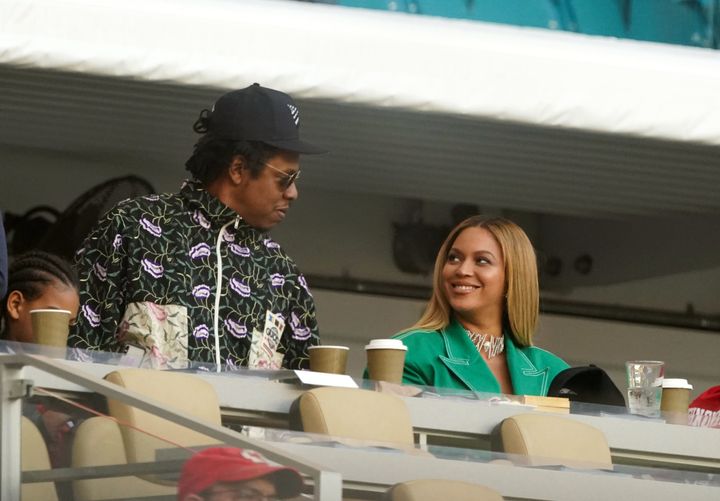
[69,180,319,369]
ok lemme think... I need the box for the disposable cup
[308,345,349,375]
[626,360,665,418]
[30,309,72,347]
[661,378,693,425]
[365,339,407,384]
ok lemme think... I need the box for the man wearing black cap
[69,84,324,370]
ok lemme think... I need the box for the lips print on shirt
[93,262,107,281]
[230,278,251,297]
[189,243,212,260]
[270,274,285,287]
[192,284,211,299]
[298,275,312,296]
[222,228,235,243]
[290,311,311,340]
[192,209,211,230]
[140,217,162,237]
[141,258,164,279]
[224,318,248,338]
[264,238,281,249]
[82,305,101,328]
[193,324,210,339]
[229,244,251,257]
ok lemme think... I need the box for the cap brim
[264,138,328,155]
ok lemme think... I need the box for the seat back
[105,368,221,463]
[469,0,563,30]
[496,413,612,469]
[21,416,58,501]
[294,387,414,445]
[72,417,175,501]
[71,368,222,500]
[385,479,504,501]
[629,0,709,47]
[565,0,628,37]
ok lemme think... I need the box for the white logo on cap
[287,104,299,126]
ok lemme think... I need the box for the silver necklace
[466,330,505,359]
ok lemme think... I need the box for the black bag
[548,365,625,407]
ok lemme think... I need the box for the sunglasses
[264,162,301,191]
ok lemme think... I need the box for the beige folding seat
[21,416,58,501]
[72,368,222,500]
[385,479,504,501]
[292,386,414,446]
[495,413,612,470]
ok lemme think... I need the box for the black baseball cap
[206,83,326,154]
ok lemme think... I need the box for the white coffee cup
[365,339,407,384]
[661,378,693,424]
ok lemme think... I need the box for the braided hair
[0,251,79,337]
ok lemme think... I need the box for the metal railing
[0,353,342,501]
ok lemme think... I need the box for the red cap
[688,385,720,428]
[177,447,304,500]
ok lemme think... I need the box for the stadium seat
[413,1,472,19]
[385,478,504,501]
[469,0,564,30]
[493,413,612,470]
[21,416,58,501]
[290,386,414,446]
[564,0,629,38]
[72,368,222,500]
[629,0,710,47]
[337,0,412,13]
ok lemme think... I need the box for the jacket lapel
[438,318,501,393]
[437,318,552,395]
[506,339,551,396]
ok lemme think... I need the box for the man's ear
[6,290,25,321]
[228,155,246,185]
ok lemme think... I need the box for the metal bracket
[5,379,34,399]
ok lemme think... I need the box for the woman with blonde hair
[394,216,567,395]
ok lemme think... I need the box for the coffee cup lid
[662,378,693,390]
[308,345,349,350]
[30,309,72,315]
[364,339,407,351]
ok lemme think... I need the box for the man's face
[232,150,300,230]
[192,478,278,501]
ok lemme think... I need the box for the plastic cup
[626,360,665,418]
[661,378,693,425]
[30,309,72,347]
[308,345,349,375]
[365,339,407,384]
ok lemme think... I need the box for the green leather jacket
[393,317,569,396]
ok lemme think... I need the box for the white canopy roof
[2,0,720,217]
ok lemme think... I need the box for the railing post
[0,361,26,501]
[314,470,343,501]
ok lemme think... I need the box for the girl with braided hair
[1,251,82,475]
[1,250,79,344]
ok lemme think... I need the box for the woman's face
[5,281,80,343]
[441,226,506,323]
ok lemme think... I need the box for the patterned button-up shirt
[69,180,319,370]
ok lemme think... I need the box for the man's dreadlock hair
[1,251,79,336]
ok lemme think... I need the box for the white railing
[0,353,342,501]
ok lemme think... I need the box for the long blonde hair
[408,216,539,346]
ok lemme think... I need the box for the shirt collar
[179,179,264,238]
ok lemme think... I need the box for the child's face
[6,281,79,343]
